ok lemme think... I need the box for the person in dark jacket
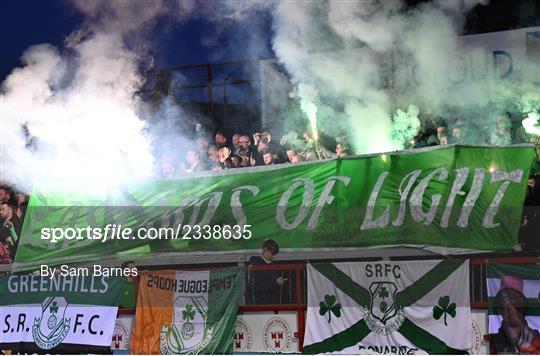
[246,239,286,304]
[0,201,21,258]
[519,176,540,251]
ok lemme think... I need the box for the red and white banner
[234,312,299,353]
[111,314,134,351]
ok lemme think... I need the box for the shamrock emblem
[182,304,196,321]
[319,294,342,323]
[49,301,58,315]
[378,286,389,299]
[432,295,456,326]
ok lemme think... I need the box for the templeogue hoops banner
[13,145,536,271]
[0,275,122,353]
[303,260,471,354]
[487,263,540,354]
[130,267,244,354]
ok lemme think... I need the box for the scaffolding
[142,59,265,138]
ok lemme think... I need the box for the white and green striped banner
[487,263,540,354]
[0,275,122,352]
[303,260,471,354]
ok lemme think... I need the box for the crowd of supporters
[156,113,540,175]
[157,129,348,176]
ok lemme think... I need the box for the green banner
[13,145,535,270]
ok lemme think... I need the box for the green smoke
[519,92,540,138]
[522,112,540,136]
[391,105,421,149]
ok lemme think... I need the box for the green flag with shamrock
[303,260,471,354]
[130,267,244,354]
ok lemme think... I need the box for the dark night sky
[1,0,540,83]
[0,0,274,82]
[1,0,80,82]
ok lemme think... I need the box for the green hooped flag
[303,260,471,354]
[14,145,535,271]
[130,267,244,354]
[0,274,122,353]
[487,263,540,354]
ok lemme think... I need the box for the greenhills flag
[0,274,122,353]
[130,267,244,354]
[303,260,471,354]
[487,263,540,354]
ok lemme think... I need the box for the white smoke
[0,32,154,194]
[71,0,174,34]
[519,91,540,136]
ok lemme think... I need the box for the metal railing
[143,59,264,136]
